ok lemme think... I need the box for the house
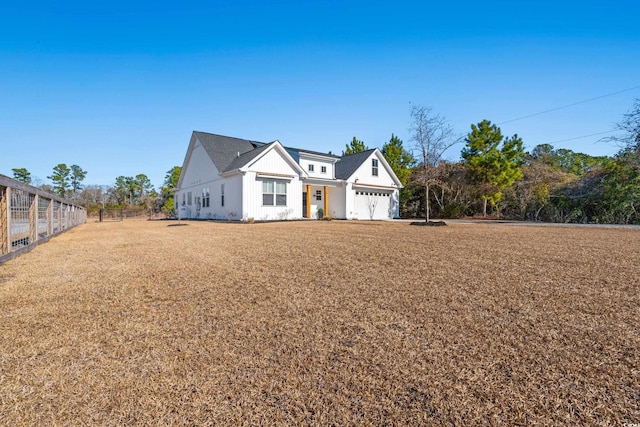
[174,131,402,221]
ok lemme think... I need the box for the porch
[302,181,339,219]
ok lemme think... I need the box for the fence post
[57,202,62,233]
[0,186,8,255]
[47,198,53,236]
[30,194,38,243]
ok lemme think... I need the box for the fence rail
[0,174,87,265]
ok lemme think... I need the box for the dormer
[297,150,340,180]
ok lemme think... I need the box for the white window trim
[262,179,287,206]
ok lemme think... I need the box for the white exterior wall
[241,148,303,221]
[348,152,398,188]
[345,152,401,220]
[176,140,224,219]
[299,156,335,180]
[327,185,345,219]
[202,174,240,220]
[343,182,356,219]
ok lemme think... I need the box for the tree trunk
[483,198,487,217]
[425,183,430,222]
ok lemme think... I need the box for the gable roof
[335,149,377,180]
[179,131,400,188]
[221,140,307,178]
[193,131,266,173]
[223,141,275,172]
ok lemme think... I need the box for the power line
[497,84,640,125]
[545,129,618,145]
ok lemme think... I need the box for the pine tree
[462,120,525,217]
[48,164,71,197]
[344,137,367,155]
[12,168,32,184]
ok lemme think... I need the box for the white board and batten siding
[242,147,303,221]
[176,140,224,219]
[327,184,347,219]
[299,156,335,180]
[346,151,400,220]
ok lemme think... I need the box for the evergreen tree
[70,164,87,195]
[462,120,525,217]
[344,137,367,155]
[48,164,71,197]
[160,166,182,214]
[12,168,32,184]
[382,134,415,217]
[381,134,414,186]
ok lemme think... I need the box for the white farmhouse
[174,131,402,221]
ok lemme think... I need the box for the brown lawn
[0,220,638,425]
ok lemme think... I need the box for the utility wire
[545,130,618,145]
[452,129,618,147]
[497,84,640,125]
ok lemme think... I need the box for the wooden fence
[0,174,87,265]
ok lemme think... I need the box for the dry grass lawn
[0,220,638,425]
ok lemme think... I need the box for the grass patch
[0,220,638,425]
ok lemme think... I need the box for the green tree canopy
[164,166,182,189]
[70,164,87,195]
[48,164,71,197]
[381,134,414,186]
[160,166,182,214]
[462,119,525,216]
[343,137,367,155]
[113,174,155,207]
[12,168,32,184]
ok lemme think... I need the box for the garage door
[354,190,392,220]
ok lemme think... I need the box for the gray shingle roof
[335,149,376,180]
[193,131,266,173]
[223,141,275,172]
[193,130,373,179]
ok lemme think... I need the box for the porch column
[323,186,328,218]
[306,184,311,219]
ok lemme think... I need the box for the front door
[302,191,307,218]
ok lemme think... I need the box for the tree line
[10,98,638,223]
[356,98,640,224]
[10,164,182,217]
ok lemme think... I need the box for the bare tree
[365,193,379,220]
[609,97,640,151]
[409,105,458,222]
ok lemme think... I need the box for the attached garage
[353,189,393,220]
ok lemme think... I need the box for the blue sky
[2,1,639,188]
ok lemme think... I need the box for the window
[195,196,201,208]
[315,190,322,201]
[276,181,286,206]
[308,164,315,172]
[372,158,379,176]
[321,166,327,174]
[263,181,274,205]
[202,188,210,207]
[262,180,287,206]
[182,193,186,205]
[187,191,192,206]
[221,184,225,207]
